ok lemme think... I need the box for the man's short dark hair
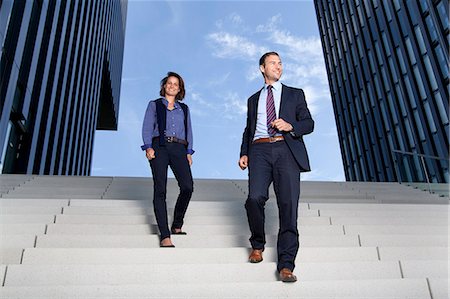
[259,51,280,66]
[160,71,186,101]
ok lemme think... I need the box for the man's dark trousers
[150,142,193,240]
[245,140,300,272]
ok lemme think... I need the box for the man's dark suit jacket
[240,84,314,172]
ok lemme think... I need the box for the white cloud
[246,67,261,82]
[207,32,267,60]
[229,12,243,26]
[223,92,247,119]
[256,14,282,33]
[188,88,247,120]
[165,1,183,26]
[188,92,214,117]
[203,13,335,121]
[207,72,231,87]
[207,14,329,90]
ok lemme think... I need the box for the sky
[91,0,346,181]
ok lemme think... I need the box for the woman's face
[164,76,180,98]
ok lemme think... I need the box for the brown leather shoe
[249,249,263,263]
[279,268,297,282]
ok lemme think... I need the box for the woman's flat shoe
[171,228,187,235]
[160,244,175,248]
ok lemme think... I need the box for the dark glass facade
[0,0,127,175]
[314,0,449,183]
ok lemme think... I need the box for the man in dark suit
[239,52,314,282]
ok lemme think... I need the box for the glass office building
[314,0,449,183]
[0,0,127,175]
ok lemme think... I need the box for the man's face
[260,55,283,84]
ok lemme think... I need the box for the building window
[396,47,407,74]
[434,44,449,78]
[405,0,420,23]
[381,66,390,89]
[404,119,416,149]
[368,49,376,74]
[405,37,417,65]
[382,32,391,56]
[418,0,429,13]
[437,1,449,31]
[373,0,379,9]
[395,84,407,116]
[413,66,427,100]
[425,15,439,42]
[423,100,437,133]
[374,74,383,98]
[352,47,359,65]
[388,57,399,83]
[434,91,449,125]
[382,0,393,22]
[403,75,417,109]
[393,0,401,11]
[357,5,365,26]
[363,0,372,18]
[374,41,384,65]
[387,92,399,124]
[413,110,426,141]
[414,26,427,55]
[423,54,438,91]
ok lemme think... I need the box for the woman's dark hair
[160,71,186,101]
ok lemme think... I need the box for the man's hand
[271,118,293,132]
[239,155,248,170]
[187,154,193,166]
[146,148,155,160]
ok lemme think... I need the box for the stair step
[0,279,432,298]
[0,235,36,249]
[21,247,379,264]
[378,247,449,260]
[344,224,448,235]
[1,215,56,224]
[35,234,360,248]
[60,205,318,216]
[1,224,46,235]
[360,234,448,247]
[319,209,448,217]
[331,216,447,225]
[3,261,402,286]
[428,278,450,299]
[0,199,69,207]
[0,265,5,283]
[0,249,23,264]
[310,203,448,211]
[53,220,344,236]
[401,260,448,279]
[0,207,63,215]
[68,199,310,209]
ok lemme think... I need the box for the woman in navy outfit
[141,72,194,247]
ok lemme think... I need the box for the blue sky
[91,0,345,181]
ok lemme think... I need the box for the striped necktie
[266,85,277,136]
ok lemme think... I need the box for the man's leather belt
[253,136,285,144]
[165,136,188,145]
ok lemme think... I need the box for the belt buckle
[269,136,277,143]
[166,136,174,143]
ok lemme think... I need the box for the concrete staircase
[0,174,448,298]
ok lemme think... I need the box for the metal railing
[392,149,449,194]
